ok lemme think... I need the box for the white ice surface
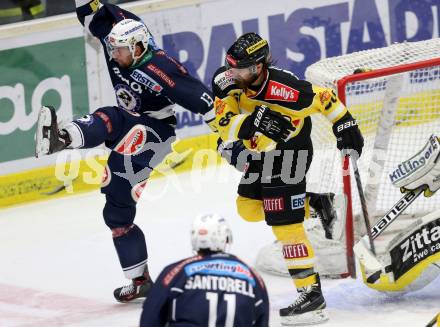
[0,165,439,327]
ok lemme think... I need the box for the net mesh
[305,39,440,234]
[305,39,440,89]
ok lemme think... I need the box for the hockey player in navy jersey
[35,0,215,303]
[140,213,269,327]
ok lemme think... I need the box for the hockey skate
[114,270,153,303]
[35,106,70,158]
[280,275,329,326]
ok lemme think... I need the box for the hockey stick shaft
[425,313,439,327]
[350,156,376,255]
[370,185,424,239]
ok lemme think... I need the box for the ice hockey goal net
[305,38,440,277]
[256,39,440,278]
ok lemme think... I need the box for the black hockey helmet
[225,32,270,69]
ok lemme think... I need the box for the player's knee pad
[103,194,137,229]
[261,184,306,225]
[272,223,317,288]
[236,196,265,222]
[102,152,149,203]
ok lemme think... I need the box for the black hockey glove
[217,138,250,172]
[332,112,364,157]
[239,105,294,143]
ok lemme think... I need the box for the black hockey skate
[308,192,337,239]
[280,274,328,326]
[114,273,153,303]
[35,106,70,158]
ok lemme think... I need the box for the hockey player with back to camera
[212,32,364,325]
[140,213,269,327]
[35,0,216,303]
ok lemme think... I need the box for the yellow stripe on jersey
[215,96,246,142]
[90,0,100,12]
[310,86,348,123]
[214,85,348,144]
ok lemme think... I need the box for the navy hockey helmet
[225,32,270,69]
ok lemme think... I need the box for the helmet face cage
[225,32,270,69]
[105,19,156,62]
[191,214,232,252]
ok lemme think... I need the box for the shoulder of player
[158,255,204,286]
[267,66,312,90]
[135,52,185,89]
[212,66,239,98]
[149,50,189,75]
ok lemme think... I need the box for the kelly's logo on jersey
[264,80,299,102]
[263,197,285,212]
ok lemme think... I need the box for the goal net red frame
[255,40,440,279]
[337,57,440,277]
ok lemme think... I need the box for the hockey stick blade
[41,177,78,195]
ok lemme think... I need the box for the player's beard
[234,71,260,89]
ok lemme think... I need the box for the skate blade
[281,309,329,326]
[35,106,54,158]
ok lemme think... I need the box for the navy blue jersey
[140,253,269,327]
[75,1,215,124]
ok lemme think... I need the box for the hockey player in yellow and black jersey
[212,32,364,325]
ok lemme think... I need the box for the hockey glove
[217,138,249,172]
[239,105,295,143]
[332,112,364,157]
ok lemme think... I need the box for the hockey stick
[370,185,425,239]
[353,185,425,275]
[426,313,439,327]
[350,155,376,255]
[41,177,78,195]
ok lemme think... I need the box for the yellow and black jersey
[211,66,348,151]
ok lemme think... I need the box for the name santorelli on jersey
[213,66,348,146]
[184,275,255,297]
